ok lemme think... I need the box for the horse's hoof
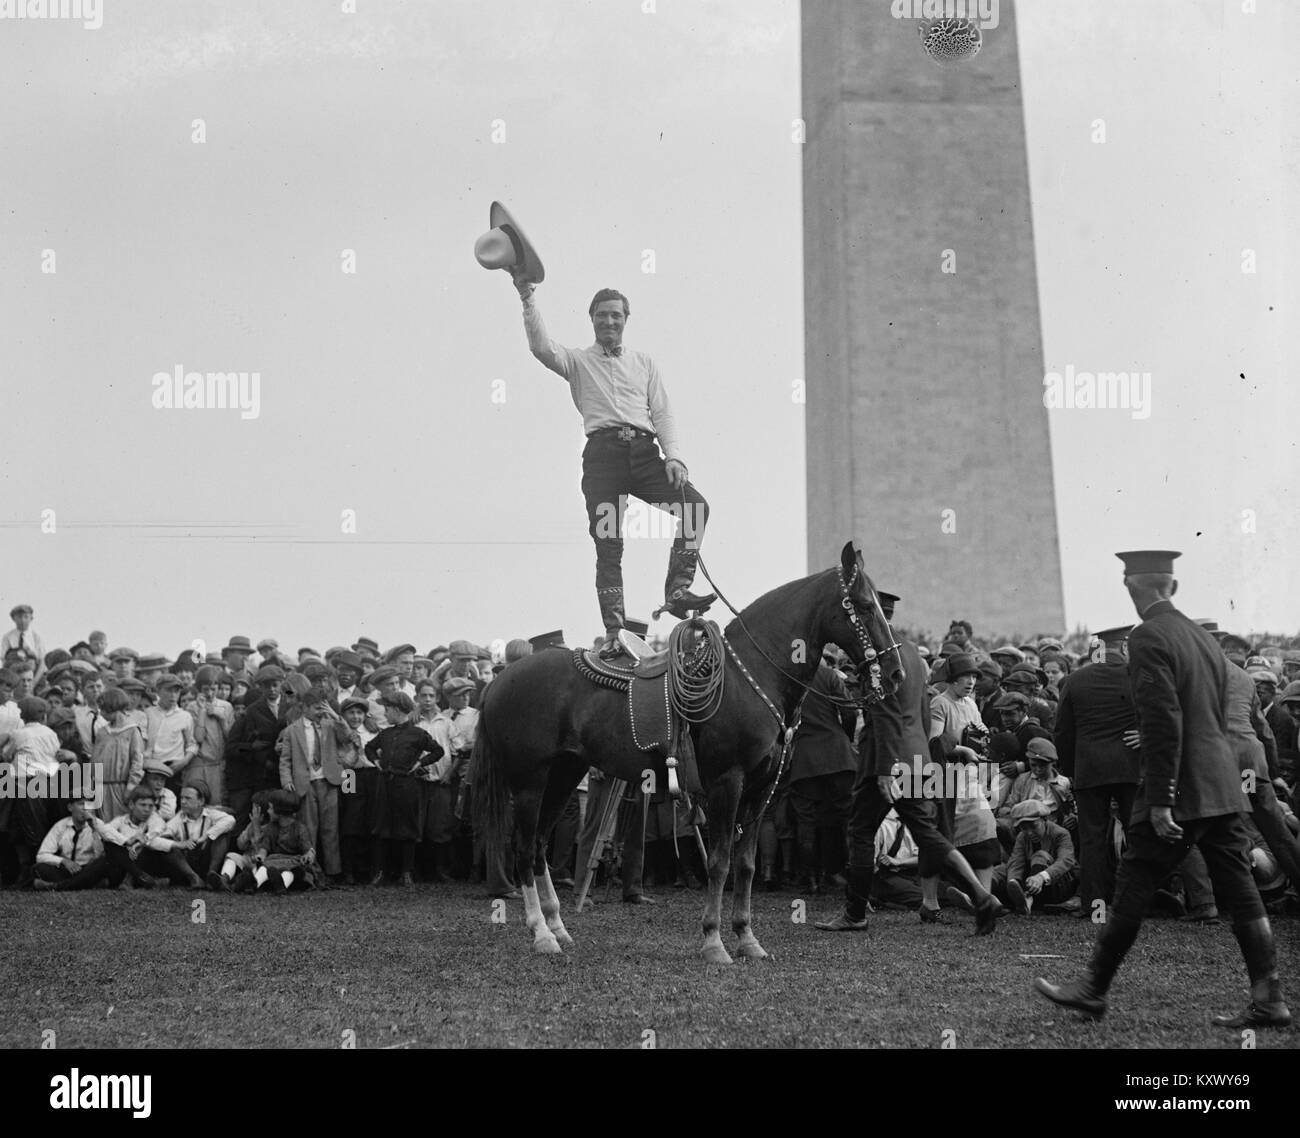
[553,929,575,947]
[736,942,769,960]
[533,937,563,955]
[701,944,734,965]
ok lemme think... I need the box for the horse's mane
[722,566,836,642]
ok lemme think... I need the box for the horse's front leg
[701,769,742,965]
[731,804,767,960]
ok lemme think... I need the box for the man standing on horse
[513,269,715,654]
[477,203,713,657]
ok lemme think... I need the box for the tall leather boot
[779,838,797,889]
[662,548,716,620]
[1033,912,1142,1018]
[1212,918,1292,1028]
[597,586,626,659]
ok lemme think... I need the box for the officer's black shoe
[662,591,717,620]
[1210,999,1292,1030]
[1033,974,1107,1020]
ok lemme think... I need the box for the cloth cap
[994,691,1030,710]
[528,630,566,652]
[1278,681,1300,705]
[142,759,172,777]
[442,676,476,697]
[1248,669,1279,687]
[990,645,1024,661]
[1010,799,1052,824]
[380,691,415,714]
[340,697,370,715]
[334,651,364,672]
[109,647,140,662]
[1025,738,1059,763]
[448,639,477,658]
[253,665,285,684]
[367,665,399,687]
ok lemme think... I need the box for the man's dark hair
[588,289,630,318]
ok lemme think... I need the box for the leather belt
[590,425,654,443]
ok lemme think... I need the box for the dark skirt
[341,766,386,838]
[382,771,422,841]
[420,782,455,843]
[958,836,1003,871]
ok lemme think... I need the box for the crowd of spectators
[3,600,1299,923]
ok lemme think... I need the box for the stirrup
[655,590,717,621]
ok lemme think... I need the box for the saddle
[572,620,717,792]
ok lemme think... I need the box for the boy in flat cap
[998,800,1078,916]
[365,691,443,886]
[1036,551,1291,1029]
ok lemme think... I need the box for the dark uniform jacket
[1054,660,1139,789]
[789,666,857,783]
[1128,600,1239,823]
[862,640,931,790]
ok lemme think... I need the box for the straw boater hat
[473,201,545,284]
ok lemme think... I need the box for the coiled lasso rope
[666,618,726,724]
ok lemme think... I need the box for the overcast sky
[0,0,1295,658]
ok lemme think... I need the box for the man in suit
[815,591,998,934]
[1054,625,1141,919]
[278,691,347,880]
[1035,551,1290,1028]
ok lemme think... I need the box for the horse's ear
[839,541,863,580]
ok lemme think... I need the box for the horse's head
[830,541,905,696]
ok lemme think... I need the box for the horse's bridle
[835,561,903,707]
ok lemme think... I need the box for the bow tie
[601,345,623,358]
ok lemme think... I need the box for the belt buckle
[616,426,636,442]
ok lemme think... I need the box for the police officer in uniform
[1035,551,1290,1028]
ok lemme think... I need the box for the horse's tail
[470,704,510,863]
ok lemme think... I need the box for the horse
[472,540,904,963]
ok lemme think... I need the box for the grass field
[4,881,1298,1049]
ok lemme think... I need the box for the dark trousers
[1075,782,1137,913]
[788,771,854,877]
[580,432,709,598]
[1250,780,1300,892]
[846,768,955,893]
[103,843,187,884]
[34,859,114,891]
[1111,813,1266,927]
[177,835,230,878]
[575,776,646,898]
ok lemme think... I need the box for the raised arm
[515,276,576,379]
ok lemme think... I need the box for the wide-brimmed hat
[474,201,545,284]
[223,636,254,655]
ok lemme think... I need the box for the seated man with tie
[32,797,109,891]
[159,782,236,890]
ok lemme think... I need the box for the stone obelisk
[803,0,1065,637]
